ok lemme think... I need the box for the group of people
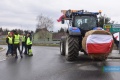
[6,30,33,59]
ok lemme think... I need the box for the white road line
[0,58,6,62]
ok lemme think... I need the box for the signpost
[104,24,120,54]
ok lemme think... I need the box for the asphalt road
[0,45,120,80]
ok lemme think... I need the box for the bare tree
[36,14,54,31]
[98,15,114,28]
[36,14,53,41]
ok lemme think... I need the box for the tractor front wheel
[60,37,66,56]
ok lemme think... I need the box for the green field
[0,47,3,50]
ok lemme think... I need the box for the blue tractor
[60,10,103,61]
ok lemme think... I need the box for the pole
[119,32,120,54]
[104,14,105,25]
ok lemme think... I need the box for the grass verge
[0,47,3,50]
[0,42,59,47]
[33,43,59,47]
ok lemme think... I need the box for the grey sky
[0,0,119,31]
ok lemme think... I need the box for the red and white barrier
[86,34,113,54]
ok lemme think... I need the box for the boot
[28,49,33,56]
[15,55,18,59]
[20,51,23,58]
[6,53,8,57]
[20,54,23,58]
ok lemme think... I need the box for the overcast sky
[0,0,120,32]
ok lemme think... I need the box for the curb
[108,57,120,59]
[0,48,6,52]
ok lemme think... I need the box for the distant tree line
[58,27,66,33]
[98,15,114,27]
[0,27,34,35]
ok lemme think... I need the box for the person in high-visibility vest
[21,33,26,54]
[113,32,119,49]
[6,32,13,56]
[13,31,23,59]
[26,32,33,56]
[24,32,28,55]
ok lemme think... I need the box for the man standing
[113,32,119,49]
[13,31,23,59]
[23,32,28,55]
[26,32,33,56]
[21,33,26,54]
[6,32,13,56]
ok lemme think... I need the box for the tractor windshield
[74,16,97,30]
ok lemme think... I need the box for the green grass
[1,38,6,40]
[33,43,59,47]
[0,40,59,47]
[0,41,7,45]
[0,47,3,50]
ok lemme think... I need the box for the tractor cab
[60,10,101,37]
[61,10,101,31]
[73,15,97,30]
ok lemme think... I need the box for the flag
[57,15,65,22]
[86,34,113,54]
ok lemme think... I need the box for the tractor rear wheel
[60,37,66,56]
[65,35,79,61]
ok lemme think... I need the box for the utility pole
[104,14,106,25]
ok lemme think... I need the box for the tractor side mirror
[61,18,65,24]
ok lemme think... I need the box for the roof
[36,28,49,33]
[52,32,65,40]
[39,28,48,31]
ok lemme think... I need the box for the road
[0,45,120,80]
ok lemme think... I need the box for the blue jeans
[21,42,25,53]
[6,44,13,55]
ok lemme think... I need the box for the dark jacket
[6,37,9,44]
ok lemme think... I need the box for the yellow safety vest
[22,36,25,42]
[8,37,13,44]
[26,37,32,45]
[14,34,20,44]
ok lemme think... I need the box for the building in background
[33,27,65,42]
[33,28,52,42]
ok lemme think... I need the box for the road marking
[0,48,6,52]
[78,65,99,71]
[0,58,6,62]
